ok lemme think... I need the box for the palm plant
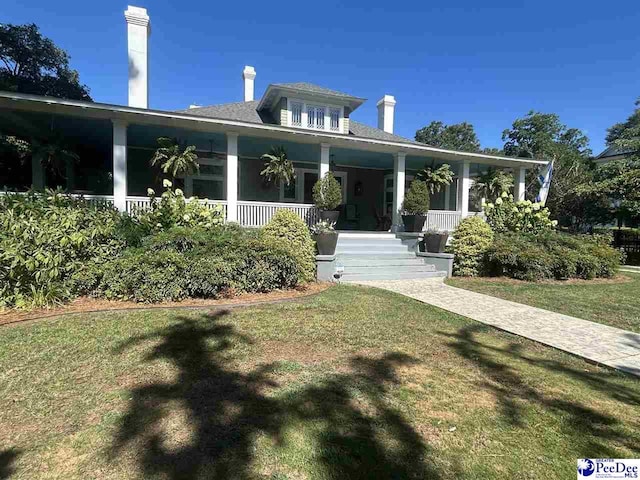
[260,146,295,186]
[416,163,454,194]
[150,137,199,180]
[31,134,79,176]
[472,168,514,202]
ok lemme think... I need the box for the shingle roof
[176,100,419,145]
[597,146,635,159]
[270,82,363,100]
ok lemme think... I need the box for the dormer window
[330,108,340,131]
[286,98,344,133]
[291,101,303,126]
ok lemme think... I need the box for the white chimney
[242,66,256,102]
[377,95,396,134]
[124,6,150,108]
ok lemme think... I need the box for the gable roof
[177,100,421,145]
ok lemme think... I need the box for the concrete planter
[422,232,449,253]
[313,232,338,256]
[402,214,427,233]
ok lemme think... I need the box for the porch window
[185,156,225,200]
[291,102,302,126]
[330,108,340,131]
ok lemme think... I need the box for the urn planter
[313,232,339,256]
[319,210,340,223]
[422,232,449,253]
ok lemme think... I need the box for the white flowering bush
[483,192,556,234]
[135,180,224,232]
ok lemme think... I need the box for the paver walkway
[354,277,640,377]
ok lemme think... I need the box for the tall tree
[415,121,481,152]
[579,99,640,227]
[0,23,91,100]
[501,111,592,226]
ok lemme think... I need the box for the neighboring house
[595,146,635,165]
[0,5,545,232]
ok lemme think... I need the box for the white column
[391,152,406,231]
[444,184,451,210]
[124,6,150,108]
[112,120,128,212]
[226,132,239,222]
[320,143,330,179]
[514,167,527,201]
[457,160,470,217]
[31,141,45,190]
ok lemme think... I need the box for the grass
[447,273,640,333]
[2,284,640,479]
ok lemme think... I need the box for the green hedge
[484,231,621,281]
[72,225,300,303]
[450,216,494,277]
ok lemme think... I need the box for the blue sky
[4,0,639,154]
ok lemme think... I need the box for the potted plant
[312,172,342,223]
[310,219,338,255]
[421,227,449,253]
[416,163,454,196]
[401,180,430,232]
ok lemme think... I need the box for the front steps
[335,233,447,282]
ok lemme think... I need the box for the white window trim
[286,98,344,133]
[184,157,225,199]
[280,167,348,203]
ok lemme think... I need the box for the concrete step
[337,232,396,239]
[336,245,411,254]
[337,257,430,267]
[344,265,437,274]
[337,252,420,260]
[341,270,446,281]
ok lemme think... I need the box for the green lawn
[447,273,640,333]
[2,285,640,479]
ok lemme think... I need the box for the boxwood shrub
[484,231,621,281]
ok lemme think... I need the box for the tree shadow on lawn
[0,448,21,480]
[442,324,640,457]
[110,310,440,479]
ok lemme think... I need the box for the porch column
[30,140,45,190]
[457,160,470,217]
[391,152,406,231]
[444,184,451,210]
[514,167,526,201]
[112,120,127,212]
[226,132,239,222]
[320,142,330,178]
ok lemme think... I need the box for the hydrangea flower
[501,191,508,198]
[175,188,183,196]
[147,188,155,196]
[495,198,503,205]
[163,179,172,188]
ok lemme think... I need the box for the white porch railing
[237,201,318,227]
[424,210,483,232]
[125,196,228,219]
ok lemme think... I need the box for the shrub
[312,172,342,211]
[401,180,430,215]
[135,180,224,232]
[450,216,494,276]
[484,192,556,234]
[0,190,130,308]
[262,210,316,282]
[484,231,621,281]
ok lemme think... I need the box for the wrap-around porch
[0,94,538,232]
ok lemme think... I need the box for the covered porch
[0,92,543,232]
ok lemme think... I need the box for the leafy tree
[0,23,91,100]
[471,168,514,203]
[415,121,481,152]
[260,146,295,186]
[482,147,504,156]
[501,111,592,227]
[150,137,199,180]
[415,163,454,194]
[577,100,640,227]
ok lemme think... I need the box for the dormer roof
[257,82,366,112]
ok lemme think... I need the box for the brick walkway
[354,277,640,377]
